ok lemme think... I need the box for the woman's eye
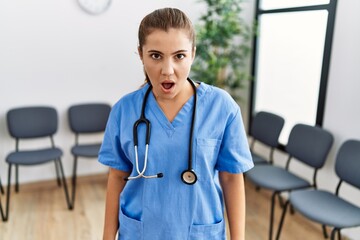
[151,54,161,60]
[176,54,185,60]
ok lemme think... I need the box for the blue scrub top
[99,82,253,240]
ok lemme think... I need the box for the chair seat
[246,165,310,191]
[251,152,269,164]
[290,189,360,228]
[71,143,101,158]
[6,148,63,165]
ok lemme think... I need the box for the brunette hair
[138,8,196,52]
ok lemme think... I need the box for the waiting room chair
[4,106,72,221]
[246,124,334,240]
[249,111,284,165]
[276,139,360,240]
[68,103,111,207]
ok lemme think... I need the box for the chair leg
[269,192,278,240]
[0,177,5,221]
[289,204,295,215]
[0,177,4,194]
[0,200,4,221]
[5,164,13,221]
[15,165,19,193]
[71,156,78,208]
[275,200,290,240]
[277,194,284,208]
[55,160,62,187]
[322,225,329,238]
[56,159,73,210]
[330,228,338,240]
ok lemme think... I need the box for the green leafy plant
[191,0,252,100]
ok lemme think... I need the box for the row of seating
[0,103,111,221]
[247,111,360,240]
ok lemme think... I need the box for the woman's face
[139,28,195,102]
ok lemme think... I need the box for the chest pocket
[195,138,221,182]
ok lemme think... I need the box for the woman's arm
[219,171,246,240]
[103,168,130,240]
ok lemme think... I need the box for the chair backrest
[250,111,285,148]
[335,139,360,189]
[286,124,333,169]
[7,106,58,139]
[68,103,111,134]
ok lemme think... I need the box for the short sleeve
[215,109,254,173]
[98,105,132,172]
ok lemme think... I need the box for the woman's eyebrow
[172,50,188,55]
[147,50,162,54]
[147,49,188,54]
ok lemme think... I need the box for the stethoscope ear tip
[157,173,164,178]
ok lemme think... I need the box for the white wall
[0,0,206,183]
[1,0,359,238]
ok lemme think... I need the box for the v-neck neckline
[146,83,206,137]
[148,91,193,130]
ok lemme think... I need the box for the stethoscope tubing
[181,79,197,185]
[126,144,161,180]
[125,78,197,184]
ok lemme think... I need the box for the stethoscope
[124,78,198,185]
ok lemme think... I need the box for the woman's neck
[155,81,196,122]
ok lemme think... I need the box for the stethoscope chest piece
[181,169,197,185]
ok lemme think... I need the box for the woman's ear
[191,47,196,62]
[138,46,144,62]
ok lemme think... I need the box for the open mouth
[161,82,175,90]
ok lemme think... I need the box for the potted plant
[191,0,252,100]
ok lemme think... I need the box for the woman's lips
[160,81,175,93]
[162,82,174,90]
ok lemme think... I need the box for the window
[261,0,330,10]
[249,0,338,145]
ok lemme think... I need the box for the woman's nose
[161,60,174,76]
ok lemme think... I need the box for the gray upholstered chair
[276,139,360,240]
[4,106,72,221]
[68,103,111,207]
[246,124,334,240]
[249,111,285,165]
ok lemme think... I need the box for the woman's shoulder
[197,82,239,111]
[113,84,150,109]
[108,84,150,122]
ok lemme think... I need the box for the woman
[99,8,253,240]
